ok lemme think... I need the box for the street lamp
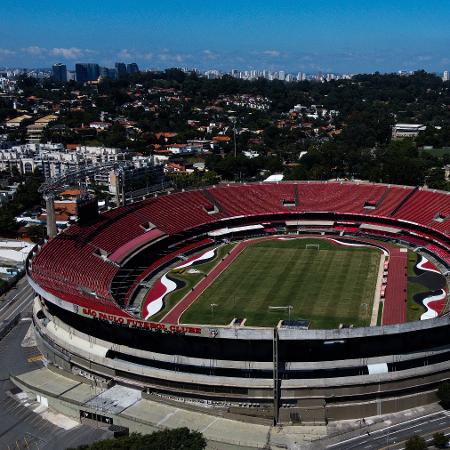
[230,117,237,158]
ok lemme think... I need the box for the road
[0,276,35,323]
[0,277,112,449]
[326,410,450,449]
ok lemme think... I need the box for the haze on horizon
[1,0,450,73]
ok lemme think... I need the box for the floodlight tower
[39,161,128,239]
[44,193,57,238]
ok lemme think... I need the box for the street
[0,276,35,323]
[0,278,112,449]
[326,410,450,449]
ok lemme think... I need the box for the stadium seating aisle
[393,189,450,230]
[209,183,295,216]
[295,182,398,214]
[368,186,414,216]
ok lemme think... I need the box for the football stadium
[26,181,450,424]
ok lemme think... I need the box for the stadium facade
[27,181,450,424]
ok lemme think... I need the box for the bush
[433,432,448,448]
[438,381,450,407]
[405,435,427,450]
[69,428,206,450]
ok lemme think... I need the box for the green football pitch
[181,238,381,329]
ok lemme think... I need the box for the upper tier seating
[296,182,389,213]
[209,183,295,216]
[393,189,450,235]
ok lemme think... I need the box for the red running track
[382,249,408,325]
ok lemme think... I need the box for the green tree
[26,225,47,243]
[437,381,450,407]
[70,427,206,450]
[404,435,427,450]
[433,432,448,448]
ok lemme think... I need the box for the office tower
[52,63,67,83]
[75,63,100,83]
[443,70,449,82]
[115,62,127,77]
[99,67,118,80]
[126,63,140,74]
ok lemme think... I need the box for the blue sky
[1,0,450,73]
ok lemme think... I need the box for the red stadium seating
[29,182,450,319]
[393,189,450,234]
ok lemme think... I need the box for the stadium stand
[29,182,450,323]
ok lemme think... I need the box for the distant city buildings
[75,63,100,83]
[52,63,67,83]
[126,62,139,74]
[115,62,127,77]
[228,68,352,82]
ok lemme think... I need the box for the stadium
[26,181,450,425]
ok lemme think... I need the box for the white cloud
[21,46,47,56]
[157,51,190,63]
[117,48,133,59]
[202,49,218,60]
[262,50,281,57]
[50,47,88,59]
[0,48,15,58]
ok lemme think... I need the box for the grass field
[181,238,381,328]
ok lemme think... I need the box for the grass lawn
[181,238,381,328]
[420,147,450,158]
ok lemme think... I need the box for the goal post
[305,244,320,251]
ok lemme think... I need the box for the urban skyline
[2,1,450,72]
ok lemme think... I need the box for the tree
[69,428,206,450]
[0,208,19,236]
[26,225,47,243]
[433,432,448,448]
[405,435,427,450]
[437,381,450,407]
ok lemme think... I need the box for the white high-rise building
[443,70,449,82]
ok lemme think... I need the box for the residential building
[392,123,426,139]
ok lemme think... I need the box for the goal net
[305,244,320,251]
